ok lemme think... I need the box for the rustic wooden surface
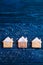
[0,0,43,65]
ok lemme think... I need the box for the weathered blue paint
[0,0,43,65]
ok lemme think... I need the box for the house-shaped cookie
[32,37,42,48]
[18,36,28,48]
[3,37,13,48]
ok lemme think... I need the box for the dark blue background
[0,0,43,65]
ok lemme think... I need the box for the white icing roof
[32,37,42,43]
[18,36,28,42]
[3,37,13,42]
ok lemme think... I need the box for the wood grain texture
[0,0,43,65]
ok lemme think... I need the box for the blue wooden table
[0,0,43,65]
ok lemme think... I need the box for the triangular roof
[18,36,28,42]
[32,37,42,44]
[3,37,13,42]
